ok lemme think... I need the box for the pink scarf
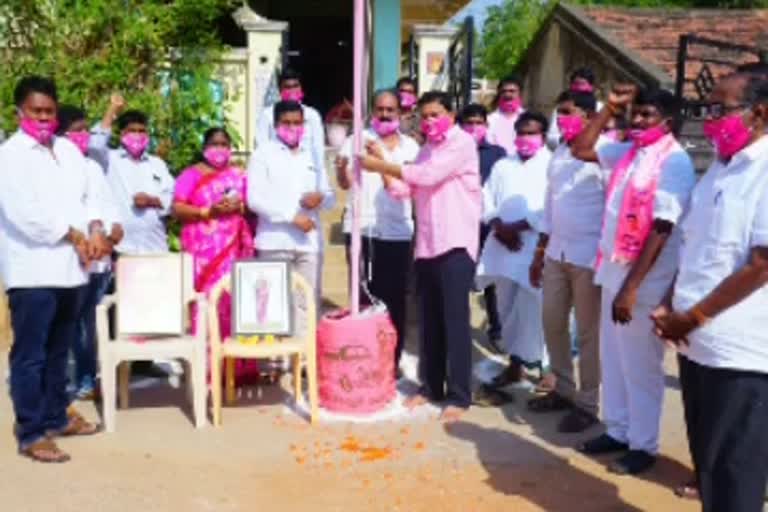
[597,134,676,268]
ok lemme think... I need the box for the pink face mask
[557,115,585,142]
[515,134,544,158]
[703,115,752,159]
[203,146,232,168]
[570,81,594,93]
[67,130,90,155]
[121,132,150,158]
[371,117,400,137]
[463,124,488,145]
[399,91,417,110]
[498,97,522,114]
[20,117,58,145]
[281,88,304,103]
[277,125,304,148]
[629,125,667,147]
[421,115,453,144]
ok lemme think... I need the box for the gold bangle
[688,306,710,327]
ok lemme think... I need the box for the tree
[0,0,238,173]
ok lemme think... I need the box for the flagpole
[350,0,366,314]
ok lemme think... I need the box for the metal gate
[674,34,764,171]
[447,16,475,111]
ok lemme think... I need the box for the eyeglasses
[701,102,748,119]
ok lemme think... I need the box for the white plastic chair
[208,271,319,426]
[96,253,207,432]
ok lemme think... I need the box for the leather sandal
[19,439,71,463]
[674,480,699,500]
[49,414,101,438]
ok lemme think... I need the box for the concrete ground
[0,173,699,512]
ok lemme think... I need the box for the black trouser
[679,354,768,512]
[415,249,475,408]
[479,224,501,337]
[345,235,412,367]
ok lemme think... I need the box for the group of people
[2,59,768,511]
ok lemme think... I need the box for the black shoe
[557,408,599,434]
[473,384,515,407]
[579,433,629,455]
[608,450,656,475]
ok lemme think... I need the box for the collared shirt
[476,148,552,288]
[595,139,695,305]
[339,128,418,241]
[676,136,768,373]
[0,132,101,289]
[89,126,174,255]
[478,139,507,185]
[542,141,611,269]
[396,126,481,261]
[246,140,335,253]
[256,104,326,172]
[487,109,525,155]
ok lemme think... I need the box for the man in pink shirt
[359,91,481,422]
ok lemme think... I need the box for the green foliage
[0,0,238,174]
[476,0,555,79]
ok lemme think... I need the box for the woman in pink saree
[173,128,258,384]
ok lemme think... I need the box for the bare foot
[440,405,467,423]
[404,394,429,411]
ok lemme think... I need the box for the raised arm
[88,94,125,170]
[572,84,636,162]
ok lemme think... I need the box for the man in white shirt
[546,68,604,148]
[0,76,106,462]
[58,104,124,400]
[486,75,526,155]
[476,112,552,386]
[335,89,419,376]
[572,86,696,475]
[528,90,605,433]
[256,69,326,173]
[653,73,768,512]
[248,101,335,316]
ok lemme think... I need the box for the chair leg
[306,351,319,425]
[190,354,206,429]
[210,350,223,427]
[225,357,236,405]
[292,353,302,405]
[181,359,193,408]
[117,361,130,409]
[101,360,117,433]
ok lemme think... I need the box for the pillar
[373,0,401,90]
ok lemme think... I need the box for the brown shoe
[19,439,71,463]
[557,408,599,433]
[489,361,523,388]
[48,413,101,438]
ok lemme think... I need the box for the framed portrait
[232,259,293,336]
[116,254,186,336]
[426,52,445,75]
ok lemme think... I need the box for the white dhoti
[494,278,547,366]
[599,287,666,454]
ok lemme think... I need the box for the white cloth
[594,140,695,305]
[476,149,551,290]
[88,126,174,255]
[339,128,418,240]
[495,278,546,364]
[600,288,665,454]
[256,103,326,172]
[542,142,611,268]
[0,132,100,289]
[675,136,768,373]
[486,109,525,155]
[84,157,122,273]
[246,140,335,254]
[546,101,604,149]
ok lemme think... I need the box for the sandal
[527,391,571,413]
[50,414,101,437]
[473,384,515,407]
[674,480,699,500]
[19,439,71,463]
[489,362,523,388]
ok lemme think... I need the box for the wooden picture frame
[232,259,293,336]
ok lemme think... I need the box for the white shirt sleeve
[750,181,768,247]
[308,108,327,173]
[0,150,71,245]
[154,159,175,217]
[255,108,272,149]
[88,123,111,171]
[481,166,499,224]
[546,108,560,149]
[540,171,553,235]
[246,148,300,223]
[653,150,695,225]
[316,160,336,211]
[596,141,633,172]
